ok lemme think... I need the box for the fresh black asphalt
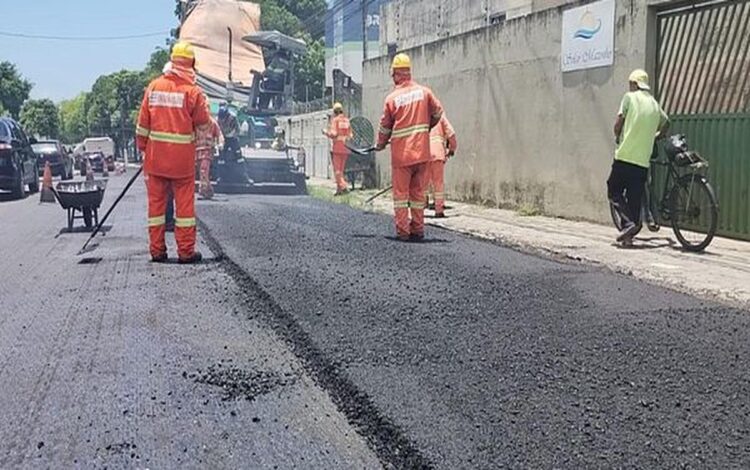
[199,192,750,469]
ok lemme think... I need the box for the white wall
[364,0,665,222]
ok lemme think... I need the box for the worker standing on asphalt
[427,114,457,218]
[375,53,444,241]
[610,69,669,245]
[196,108,223,200]
[137,41,210,263]
[322,102,352,196]
[218,104,240,156]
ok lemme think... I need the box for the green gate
[655,0,750,240]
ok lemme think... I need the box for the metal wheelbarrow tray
[53,180,107,230]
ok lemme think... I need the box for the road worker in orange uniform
[196,109,223,200]
[136,41,210,263]
[375,53,444,241]
[322,102,352,195]
[427,114,457,218]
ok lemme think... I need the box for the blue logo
[573,11,602,40]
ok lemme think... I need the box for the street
[1,173,749,468]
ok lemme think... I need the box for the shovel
[78,166,143,255]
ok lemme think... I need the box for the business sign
[561,0,615,72]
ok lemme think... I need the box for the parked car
[84,152,109,173]
[0,117,39,198]
[32,140,74,180]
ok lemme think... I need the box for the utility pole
[362,0,368,62]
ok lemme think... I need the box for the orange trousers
[427,160,446,214]
[392,163,428,238]
[146,173,197,260]
[332,152,349,191]
[198,158,213,199]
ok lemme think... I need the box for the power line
[0,30,169,41]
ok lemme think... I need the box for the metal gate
[655,0,750,240]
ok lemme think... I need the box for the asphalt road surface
[199,192,750,469]
[1,174,749,468]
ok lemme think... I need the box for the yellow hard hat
[628,69,650,90]
[171,41,195,61]
[391,53,412,70]
[333,102,343,111]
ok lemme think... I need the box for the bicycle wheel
[669,175,718,252]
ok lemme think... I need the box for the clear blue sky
[1,1,175,102]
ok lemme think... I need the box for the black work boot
[178,251,203,264]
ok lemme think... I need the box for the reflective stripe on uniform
[136,126,150,137]
[391,124,430,139]
[430,136,445,143]
[409,200,426,209]
[148,130,194,144]
[148,215,166,227]
[393,200,409,209]
[434,192,445,199]
[174,217,196,228]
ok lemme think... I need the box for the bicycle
[610,134,719,252]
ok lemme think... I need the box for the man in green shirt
[608,69,669,244]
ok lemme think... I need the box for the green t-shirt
[615,90,669,168]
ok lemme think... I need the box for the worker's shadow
[56,225,113,237]
[383,236,452,244]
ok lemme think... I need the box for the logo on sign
[573,11,602,40]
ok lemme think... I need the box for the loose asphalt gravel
[198,191,750,469]
[2,174,750,469]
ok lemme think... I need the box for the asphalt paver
[198,193,750,469]
[0,176,380,469]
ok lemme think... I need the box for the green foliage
[20,99,60,139]
[0,62,33,119]
[59,93,89,144]
[0,102,7,117]
[295,37,325,101]
[145,48,170,79]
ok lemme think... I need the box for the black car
[0,117,39,198]
[32,140,74,180]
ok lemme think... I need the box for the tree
[0,102,7,117]
[295,37,325,101]
[20,99,60,139]
[145,48,170,79]
[0,62,33,119]
[59,93,89,144]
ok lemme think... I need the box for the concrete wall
[363,0,678,222]
[379,0,581,56]
[283,111,333,179]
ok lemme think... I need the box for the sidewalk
[309,177,750,308]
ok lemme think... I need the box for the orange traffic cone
[39,161,55,203]
[85,159,94,182]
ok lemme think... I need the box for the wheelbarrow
[53,180,107,231]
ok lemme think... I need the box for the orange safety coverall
[326,114,352,192]
[196,118,222,199]
[377,80,443,238]
[428,115,457,215]
[136,63,210,260]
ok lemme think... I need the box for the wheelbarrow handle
[78,166,143,255]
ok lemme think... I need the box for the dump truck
[178,0,307,194]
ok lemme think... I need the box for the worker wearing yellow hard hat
[376,51,444,241]
[323,102,352,195]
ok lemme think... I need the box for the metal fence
[656,0,750,240]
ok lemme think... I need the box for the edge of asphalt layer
[308,184,748,310]
[198,218,433,470]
